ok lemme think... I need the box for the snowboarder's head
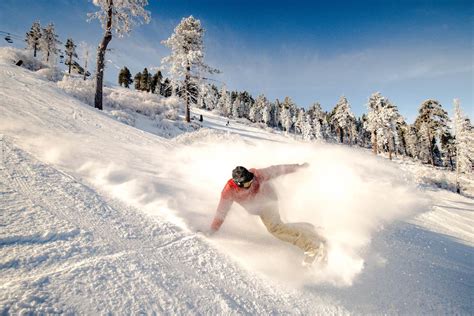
[232,166,254,189]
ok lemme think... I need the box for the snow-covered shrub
[107,109,136,126]
[36,66,64,82]
[0,47,47,71]
[57,75,95,106]
[104,88,182,117]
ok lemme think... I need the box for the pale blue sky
[0,0,472,121]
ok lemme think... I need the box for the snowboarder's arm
[258,163,308,180]
[210,184,234,232]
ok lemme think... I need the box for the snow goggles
[235,178,253,188]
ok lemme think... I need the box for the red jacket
[211,164,302,231]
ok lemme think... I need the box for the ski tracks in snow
[0,136,343,314]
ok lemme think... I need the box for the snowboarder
[210,164,327,266]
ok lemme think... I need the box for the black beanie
[232,166,254,185]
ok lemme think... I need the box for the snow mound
[172,127,246,145]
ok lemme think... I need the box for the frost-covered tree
[302,114,314,141]
[365,92,385,153]
[216,85,230,116]
[262,100,271,126]
[330,96,355,144]
[39,23,61,63]
[378,100,402,160]
[89,0,150,110]
[161,16,219,122]
[118,66,133,88]
[161,78,173,97]
[405,124,419,159]
[453,99,473,193]
[232,96,242,118]
[414,99,449,165]
[26,21,42,57]
[64,38,78,74]
[281,106,292,133]
[134,72,142,90]
[150,70,162,93]
[251,94,267,123]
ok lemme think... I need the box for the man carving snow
[210,164,327,266]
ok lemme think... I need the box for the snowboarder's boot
[302,241,327,267]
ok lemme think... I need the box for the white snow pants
[259,208,325,253]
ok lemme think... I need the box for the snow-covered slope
[1,57,473,314]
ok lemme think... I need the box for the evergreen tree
[216,86,228,115]
[140,68,150,92]
[161,78,172,97]
[39,23,61,63]
[232,96,241,118]
[134,72,142,90]
[414,99,449,165]
[65,38,78,74]
[453,99,473,193]
[151,71,162,94]
[405,125,419,159]
[377,99,402,160]
[262,99,271,126]
[161,16,219,122]
[302,114,314,141]
[118,67,133,88]
[330,96,355,144]
[26,21,42,57]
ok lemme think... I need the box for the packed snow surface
[0,51,473,314]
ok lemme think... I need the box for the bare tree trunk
[184,64,191,123]
[339,127,344,143]
[94,0,113,110]
[34,43,37,57]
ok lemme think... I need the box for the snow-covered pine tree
[140,68,150,92]
[39,23,61,63]
[302,114,314,141]
[405,124,419,159]
[453,99,473,193]
[26,21,42,57]
[232,96,242,118]
[150,71,162,93]
[89,0,150,110]
[414,99,449,165]
[251,95,267,123]
[295,108,305,136]
[134,72,142,90]
[377,99,402,160]
[207,85,220,110]
[262,99,271,126]
[216,85,229,115]
[161,16,219,122]
[365,92,383,153]
[330,96,355,144]
[161,78,172,97]
[281,106,292,134]
[64,38,78,74]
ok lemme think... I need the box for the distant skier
[210,164,327,266]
